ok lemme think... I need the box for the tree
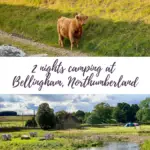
[86,102,112,124]
[112,102,138,123]
[136,98,150,123]
[25,117,37,127]
[86,112,100,124]
[36,103,56,130]
[75,110,85,123]
[136,109,150,122]
[130,104,139,122]
[112,107,126,123]
[117,103,131,122]
[84,112,91,123]
[139,98,150,109]
[55,110,68,124]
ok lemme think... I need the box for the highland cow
[57,13,88,50]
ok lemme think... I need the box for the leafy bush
[25,117,37,127]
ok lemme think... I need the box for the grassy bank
[141,140,150,150]
[0,128,104,150]
[0,0,150,56]
[0,34,59,56]
[0,126,150,150]
[0,137,103,150]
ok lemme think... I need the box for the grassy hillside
[0,0,150,56]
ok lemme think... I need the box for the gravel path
[0,30,88,56]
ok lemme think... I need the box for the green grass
[54,125,150,136]
[0,129,103,150]
[0,116,33,127]
[0,126,150,150]
[0,36,59,56]
[0,0,150,56]
[141,140,150,150]
[0,137,68,150]
[0,121,25,127]
[0,116,33,122]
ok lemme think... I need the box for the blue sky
[0,94,150,114]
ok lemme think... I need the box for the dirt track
[0,30,89,56]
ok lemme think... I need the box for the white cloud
[0,94,150,114]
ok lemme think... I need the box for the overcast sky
[0,94,149,115]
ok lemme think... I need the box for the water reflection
[79,142,139,150]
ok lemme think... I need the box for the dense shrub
[25,117,37,127]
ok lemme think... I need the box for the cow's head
[75,14,88,26]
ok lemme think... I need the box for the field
[0,0,150,56]
[0,116,150,149]
[0,125,150,150]
[0,116,33,127]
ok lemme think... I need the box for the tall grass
[0,0,150,56]
[0,126,149,150]
[141,140,150,150]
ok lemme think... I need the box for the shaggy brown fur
[57,14,88,50]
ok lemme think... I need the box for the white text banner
[0,57,149,94]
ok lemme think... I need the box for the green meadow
[0,0,150,56]
[0,126,150,150]
[0,116,33,122]
[0,116,33,127]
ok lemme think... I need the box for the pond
[79,142,139,150]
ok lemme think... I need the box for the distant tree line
[0,111,17,116]
[26,98,150,129]
[58,98,150,125]
[1,98,149,129]
[80,98,150,124]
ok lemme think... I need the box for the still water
[79,142,139,150]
